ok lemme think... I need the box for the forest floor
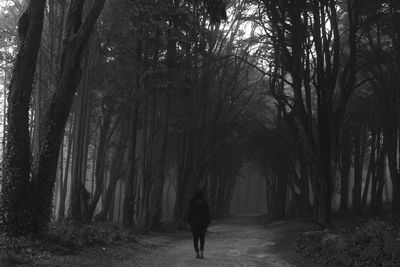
[120,214,319,267]
[6,214,320,266]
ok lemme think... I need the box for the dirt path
[118,215,318,267]
[29,215,318,266]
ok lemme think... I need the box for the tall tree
[0,0,106,235]
[32,0,106,231]
[0,0,46,236]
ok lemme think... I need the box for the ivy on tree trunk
[0,0,46,236]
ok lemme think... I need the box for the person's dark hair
[191,188,204,202]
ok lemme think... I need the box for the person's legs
[199,232,205,250]
[192,233,200,258]
[199,232,205,258]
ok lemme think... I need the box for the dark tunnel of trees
[0,0,400,237]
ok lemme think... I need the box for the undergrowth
[297,219,400,267]
[0,222,137,266]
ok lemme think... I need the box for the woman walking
[188,188,211,259]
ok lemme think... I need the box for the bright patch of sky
[0,0,13,8]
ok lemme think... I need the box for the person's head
[191,188,204,202]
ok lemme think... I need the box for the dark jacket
[188,198,211,234]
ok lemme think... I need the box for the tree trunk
[149,97,170,229]
[86,107,113,220]
[31,0,106,233]
[374,154,385,216]
[123,99,139,228]
[299,160,311,213]
[208,175,218,218]
[385,130,400,222]
[139,86,154,226]
[340,133,352,210]
[94,173,122,222]
[94,122,127,222]
[58,121,74,221]
[352,127,363,213]
[318,117,334,225]
[362,130,375,207]
[0,0,46,236]
[69,56,92,222]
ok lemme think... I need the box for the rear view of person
[188,188,211,259]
